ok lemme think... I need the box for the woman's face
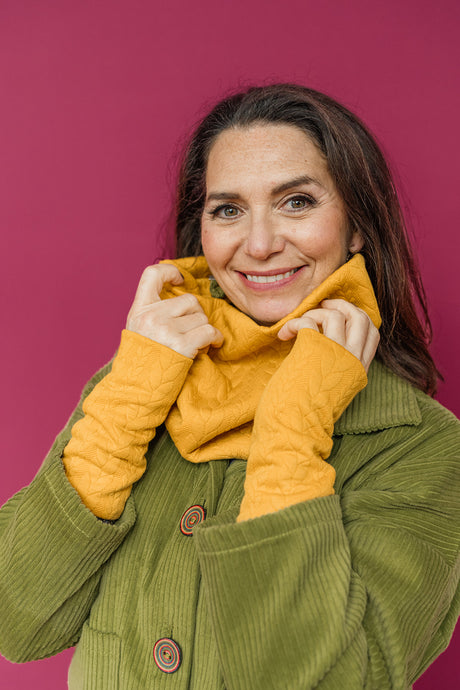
[201,124,363,325]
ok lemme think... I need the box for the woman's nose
[244,214,285,260]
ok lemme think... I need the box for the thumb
[132,264,184,308]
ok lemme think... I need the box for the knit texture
[62,333,192,518]
[238,329,367,520]
[163,253,380,461]
[63,254,378,519]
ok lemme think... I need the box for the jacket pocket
[68,621,121,690]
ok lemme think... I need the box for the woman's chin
[239,300,301,326]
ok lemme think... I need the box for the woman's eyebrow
[205,175,324,203]
[271,175,324,195]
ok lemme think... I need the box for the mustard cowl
[63,254,381,520]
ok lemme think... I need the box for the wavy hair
[174,84,439,395]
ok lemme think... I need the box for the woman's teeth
[244,268,298,284]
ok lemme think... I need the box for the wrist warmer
[62,329,192,519]
[238,329,368,522]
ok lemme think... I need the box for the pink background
[0,0,458,687]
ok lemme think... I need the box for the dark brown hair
[174,84,439,395]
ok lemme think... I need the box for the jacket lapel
[334,360,422,436]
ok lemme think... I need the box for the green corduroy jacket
[0,358,459,689]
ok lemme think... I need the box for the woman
[0,84,458,689]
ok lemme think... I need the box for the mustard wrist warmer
[63,329,193,519]
[238,329,368,522]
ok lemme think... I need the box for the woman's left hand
[277,298,380,373]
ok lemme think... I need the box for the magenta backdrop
[0,0,458,687]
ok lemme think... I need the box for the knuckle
[299,317,317,330]
[327,309,345,323]
[185,293,200,309]
[367,319,379,335]
[195,311,208,325]
[142,264,159,278]
[357,309,370,324]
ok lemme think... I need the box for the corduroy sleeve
[194,395,460,689]
[0,329,194,661]
[0,356,138,663]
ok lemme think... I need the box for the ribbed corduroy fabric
[0,358,459,689]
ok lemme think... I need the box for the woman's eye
[211,205,240,218]
[285,195,314,211]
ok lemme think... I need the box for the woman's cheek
[296,217,348,259]
[201,226,218,262]
[201,226,235,266]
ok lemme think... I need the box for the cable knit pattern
[163,253,380,461]
[238,330,368,520]
[63,331,193,518]
[62,254,380,520]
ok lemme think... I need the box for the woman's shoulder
[335,358,459,439]
[377,359,460,433]
[412,383,459,430]
[332,360,459,509]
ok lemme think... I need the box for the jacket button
[180,504,206,536]
[153,638,181,673]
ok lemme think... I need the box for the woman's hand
[126,264,224,359]
[277,298,380,373]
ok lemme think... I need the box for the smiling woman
[201,124,363,325]
[0,84,459,689]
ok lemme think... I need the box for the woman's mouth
[245,268,299,283]
[238,266,304,289]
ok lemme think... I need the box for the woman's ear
[348,231,364,253]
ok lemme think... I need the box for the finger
[360,326,380,372]
[308,308,348,348]
[282,307,348,348]
[155,293,204,319]
[127,294,206,336]
[320,299,371,329]
[278,316,320,340]
[184,325,224,357]
[174,310,209,333]
[321,300,372,361]
[210,328,225,349]
[131,264,184,308]
[321,299,381,370]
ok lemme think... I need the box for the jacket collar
[334,359,422,436]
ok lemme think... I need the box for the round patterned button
[180,504,206,536]
[153,638,181,673]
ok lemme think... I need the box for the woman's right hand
[126,264,224,359]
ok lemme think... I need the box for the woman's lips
[237,266,305,290]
